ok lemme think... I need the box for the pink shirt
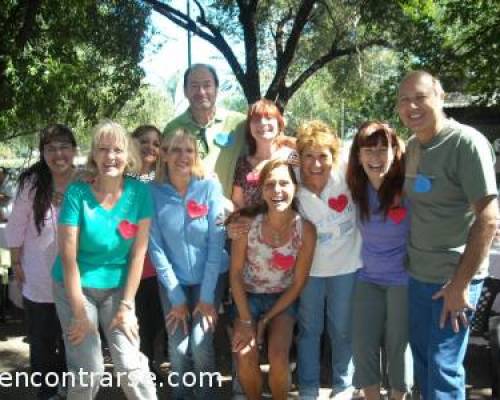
[142,253,157,279]
[6,183,59,303]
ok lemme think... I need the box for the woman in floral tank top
[229,159,316,400]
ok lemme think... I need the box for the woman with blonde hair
[52,120,157,399]
[149,129,228,399]
[295,120,362,400]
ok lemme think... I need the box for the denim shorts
[231,292,297,321]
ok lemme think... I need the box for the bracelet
[238,318,253,326]
[120,299,134,310]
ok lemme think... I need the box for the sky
[140,1,237,110]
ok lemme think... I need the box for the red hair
[346,121,405,221]
[246,99,285,155]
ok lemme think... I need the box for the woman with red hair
[346,121,412,400]
[232,99,296,209]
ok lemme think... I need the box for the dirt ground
[0,306,495,399]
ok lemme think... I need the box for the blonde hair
[156,129,205,183]
[87,119,141,177]
[296,120,341,166]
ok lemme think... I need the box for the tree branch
[15,0,42,49]
[273,10,293,60]
[237,0,261,101]
[192,0,206,23]
[266,0,316,100]
[143,0,246,92]
[280,39,391,104]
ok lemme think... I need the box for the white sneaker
[331,387,355,400]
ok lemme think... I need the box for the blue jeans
[159,273,227,400]
[408,277,483,400]
[230,292,297,321]
[53,283,157,400]
[297,273,356,397]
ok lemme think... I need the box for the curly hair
[296,120,341,167]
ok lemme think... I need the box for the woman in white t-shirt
[295,120,362,400]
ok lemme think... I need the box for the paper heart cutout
[388,207,407,224]
[271,252,296,271]
[328,194,348,212]
[187,199,208,219]
[214,132,234,148]
[414,174,432,193]
[118,220,138,239]
[245,171,260,184]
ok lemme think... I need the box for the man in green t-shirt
[163,63,246,198]
[399,70,498,399]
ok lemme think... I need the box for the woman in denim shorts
[229,159,316,400]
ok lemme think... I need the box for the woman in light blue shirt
[149,129,228,400]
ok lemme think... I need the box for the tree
[115,83,175,132]
[394,0,499,104]
[0,0,151,140]
[143,0,401,108]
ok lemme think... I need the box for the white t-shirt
[297,160,362,277]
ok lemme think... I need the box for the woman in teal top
[52,120,157,400]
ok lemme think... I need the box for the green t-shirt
[52,177,153,289]
[404,119,497,283]
[163,107,246,198]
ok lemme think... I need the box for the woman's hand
[232,320,257,354]
[193,302,218,332]
[68,312,96,345]
[109,307,139,343]
[227,218,251,240]
[165,304,190,335]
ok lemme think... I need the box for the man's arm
[433,195,498,331]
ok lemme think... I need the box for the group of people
[4,63,497,400]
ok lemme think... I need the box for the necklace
[52,190,65,207]
[264,215,294,246]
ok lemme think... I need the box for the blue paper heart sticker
[214,132,234,148]
[414,174,432,193]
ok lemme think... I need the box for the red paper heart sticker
[187,199,208,219]
[388,207,407,224]
[328,194,348,212]
[271,252,296,271]
[245,171,260,184]
[118,220,138,239]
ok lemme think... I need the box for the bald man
[398,71,498,399]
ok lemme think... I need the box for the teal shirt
[52,177,153,289]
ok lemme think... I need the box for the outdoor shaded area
[0,305,495,399]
